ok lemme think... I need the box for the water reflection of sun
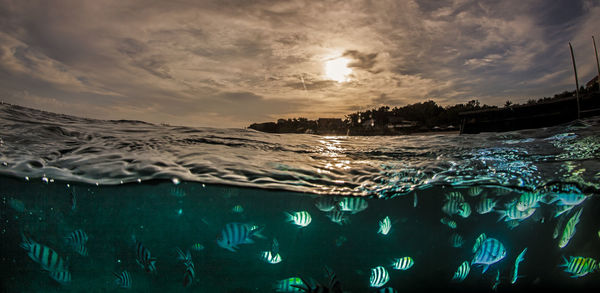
[324,58,352,83]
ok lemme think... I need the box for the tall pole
[569,42,580,119]
[594,36,600,91]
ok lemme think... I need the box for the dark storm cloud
[0,0,598,127]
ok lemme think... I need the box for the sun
[324,57,352,83]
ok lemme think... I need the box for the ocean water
[1,103,599,292]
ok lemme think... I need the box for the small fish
[183,264,195,288]
[472,238,506,273]
[516,192,546,211]
[273,277,304,292]
[49,270,71,285]
[459,202,472,218]
[445,191,465,202]
[449,233,465,248]
[468,186,484,197]
[326,209,350,225]
[378,216,391,235]
[175,247,193,268]
[338,197,368,214]
[472,233,487,253]
[452,261,470,282]
[560,256,598,278]
[169,186,186,198]
[133,236,157,273]
[369,266,390,288]
[231,205,244,213]
[391,256,414,270]
[260,250,282,264]
[70,243,88,256]
[190,243,204,251]
[113,271,132,289]
[217,223,264,252]
[549,193,587,206]
[65,229,88,246]
[476,197,497,214]
[497,203,536,221]
[511,247,527,284]
[286,211,312,227]
[315,196,340,212]
[559,208,583,248]
[21,234,68,272]
[440,217,457,229]
[442,200,464,216]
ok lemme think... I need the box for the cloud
[0,0,597,127]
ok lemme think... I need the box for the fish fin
[250,226,266,239]
[482,265,489,274]
[245,238,255,244]
[284,212,293,222]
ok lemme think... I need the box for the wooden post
[569,42,580,119]
[594,36,600,91]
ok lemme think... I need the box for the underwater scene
[1,104,600,292]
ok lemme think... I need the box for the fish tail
[251,225,266,239]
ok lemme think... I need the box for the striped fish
[475,197,497,214]
[326,210,350,226]
[315,196,340,212]
[445,192,465,202]
[65,229,89,256]
[511,247,527,284]
[190,243,204,251]
[216,223,264,252]
[472,238,506,273]
[561,256,598,278]
[113,271,132,289]
[497,203,536,221]
[273,277,304,292]
[292,267,342,292]
[286,211,312,227]
[516,192,546,211]
[442,200,464,216]
[378,216,391,235]
[133,238,157,273]
[472,233,487,253]
[559,208,583,248]
[338,197,368,214]
[175,247,193,268]
[65,229,88,245]
[459,202,471,218]
[369,266,389,288]
[21,234,68,272]
[452,261,470,282]
[440,217,457,229]
[49,270,71,285]
[260,251,282,264]
[468,186,484,197]
[183,264,195,288]
[449,233,465,248]
[391,256,414,270]
[231,205,244,213]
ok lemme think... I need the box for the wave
[0,103,599,197]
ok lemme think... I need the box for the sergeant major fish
[472,238,506,273]
[114,271,132,289]
[338,197,368,214]
[558,208,583,249]
[560,256,598,278]
[378,216,391,235]
[132,235,157,273]
[217,223,264,252]
[511,247,527,284]
[21,234,68,272]
[391,256,414,270]
[286,211,312,227]
[452,261,470,282]
[369,266,389,288]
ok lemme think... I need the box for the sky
[1,0,599,128]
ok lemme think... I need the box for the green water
[1,175,599,292]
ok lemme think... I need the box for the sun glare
[324,58,352,83]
